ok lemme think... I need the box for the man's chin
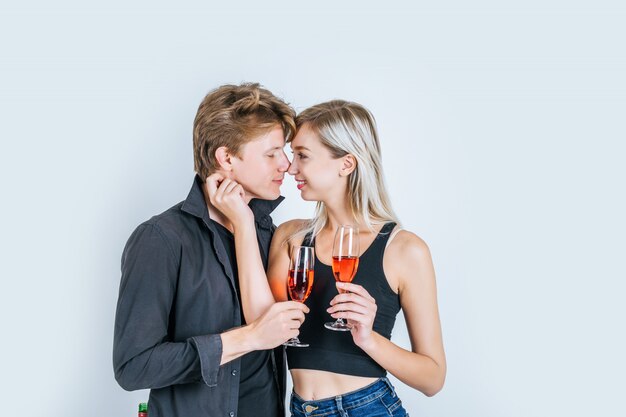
[262,191,281,200]
[248,189,280,201]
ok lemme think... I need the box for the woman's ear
[214,146,233,171]
[339,154,357,177]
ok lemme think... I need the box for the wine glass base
[284,339,309,347]
[324,321,352,331]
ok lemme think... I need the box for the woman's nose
[287,160,298,175]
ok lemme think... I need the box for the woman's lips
[296,180,306,190]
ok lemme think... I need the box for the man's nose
[278,152,290,172]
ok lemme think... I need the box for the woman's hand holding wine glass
[325,225,360,331]
[327,282,378,349]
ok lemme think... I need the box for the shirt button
[231,369,238,376]
[229,412,235,417]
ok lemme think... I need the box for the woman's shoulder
[384,228,435,291]
[271,219,310,251]
[386,228,432,263]
[276,218,310,235]
[272,219,311,247]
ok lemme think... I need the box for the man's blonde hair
[193,83,296,181]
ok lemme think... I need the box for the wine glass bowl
[325,225,360,331]
[331,255,359,293]
[284,246,315,347]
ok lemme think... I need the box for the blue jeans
[289,377,409,417]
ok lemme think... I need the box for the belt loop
[335,395,348,417]
[382,377,397,397]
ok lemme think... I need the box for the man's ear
[215,146,233,171]
[339,154,357,177]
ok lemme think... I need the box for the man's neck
[201,179,235,232]
[207,203,234,232]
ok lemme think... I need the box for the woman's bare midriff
[291,369,379,400]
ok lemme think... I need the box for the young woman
[207,100,446,416]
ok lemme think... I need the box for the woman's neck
[323,197,362,232]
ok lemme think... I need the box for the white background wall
[1,1,625,416]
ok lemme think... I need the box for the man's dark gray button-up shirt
[113,175,285,417]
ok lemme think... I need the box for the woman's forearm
[233,222,276,323]
[361,332,446,397]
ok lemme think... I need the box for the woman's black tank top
[286,222,402,377]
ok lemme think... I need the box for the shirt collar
[181,175,284,226]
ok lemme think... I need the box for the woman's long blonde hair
[290,100,399,242]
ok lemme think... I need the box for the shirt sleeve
[112,223,223,390]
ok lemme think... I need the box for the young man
[113,83,308,417]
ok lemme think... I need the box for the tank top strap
[302,230,315,247]
[361,222,397,258]
[376,222,398,244]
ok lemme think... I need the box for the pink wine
[332,256,359,283]
[288,269,314,302]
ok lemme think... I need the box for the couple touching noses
[113,83,445,417]
[205,98,446,417]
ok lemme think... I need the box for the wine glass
[325,225,360,331]
[284,246,315,347]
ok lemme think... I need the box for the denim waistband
[291,377,397,416]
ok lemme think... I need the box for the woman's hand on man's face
[206,173,254,227]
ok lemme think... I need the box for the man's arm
[113,223,307,391]
[113,223,215,390]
